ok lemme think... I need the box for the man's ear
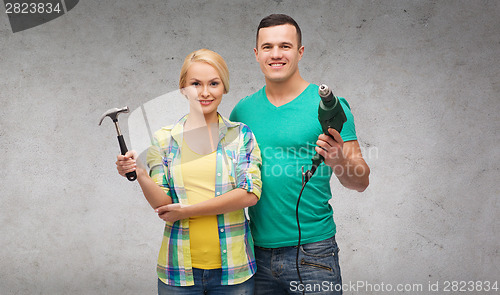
[254,48,259,61]
[298,45,304,60]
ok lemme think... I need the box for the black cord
[296,178,308,295]
[296,166,317,294]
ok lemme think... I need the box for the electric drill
[304,84,347,183]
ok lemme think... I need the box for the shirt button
[217,173,221,176]
[220,228,224,232]
[223,250,227,253]
[217,192,220,195]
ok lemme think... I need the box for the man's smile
[269,62,286,68]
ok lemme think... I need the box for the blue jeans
[254,236,342,294]
[157,268,254,295]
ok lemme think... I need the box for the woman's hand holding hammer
[115,150,173,209]
[116,150,147,178]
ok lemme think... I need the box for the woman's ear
[181,85,197,100]
[180,87,191,99]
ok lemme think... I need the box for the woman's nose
[200,85,210,98]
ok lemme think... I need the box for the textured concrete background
[1,0,499,294]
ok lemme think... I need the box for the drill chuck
[319,84,331,99]
[319,84,335,107]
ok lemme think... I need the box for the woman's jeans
[157,268,254,295]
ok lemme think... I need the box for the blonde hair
[179,49,229,93]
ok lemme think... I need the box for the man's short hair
[256,14,302,48]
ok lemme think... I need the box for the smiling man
[230,14,370,294]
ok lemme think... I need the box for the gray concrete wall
[1,0,498,294]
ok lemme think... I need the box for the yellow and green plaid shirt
[146,114,262,286]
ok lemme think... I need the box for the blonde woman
[116,49,262,294]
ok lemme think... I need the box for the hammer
[99,106,137,181]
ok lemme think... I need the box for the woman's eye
[191,82,200,86]
[211,82,220,86]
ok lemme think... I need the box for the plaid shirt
[146,114,262,286]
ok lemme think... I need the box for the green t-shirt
[230,84,357,247]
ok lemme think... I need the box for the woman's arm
[156,123,262,223]
[116,150,172,209]
[156,188,257,222]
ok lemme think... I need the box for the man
[230,14,370,294]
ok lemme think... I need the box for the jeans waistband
[255,235,335,251]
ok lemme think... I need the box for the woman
[116,49,262,294]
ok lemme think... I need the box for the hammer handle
[117,135,137,181]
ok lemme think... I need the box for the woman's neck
[185,111,218,129]
[184,112,219,154]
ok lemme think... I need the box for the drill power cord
[296,166,316,295]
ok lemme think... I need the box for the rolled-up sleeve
[146,133,171,196]
[235,124,262,199]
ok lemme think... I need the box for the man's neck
[265,75,309,107]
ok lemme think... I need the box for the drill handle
[304,152,324,183]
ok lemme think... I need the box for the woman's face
[182,62,224,122]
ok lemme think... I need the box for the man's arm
[315,128,370,192]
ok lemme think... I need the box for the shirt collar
[170,113,238,144]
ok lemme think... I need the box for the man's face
[254,24,304,83]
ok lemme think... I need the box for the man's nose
[270,46,282,58]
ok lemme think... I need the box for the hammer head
[98,106,130,125]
